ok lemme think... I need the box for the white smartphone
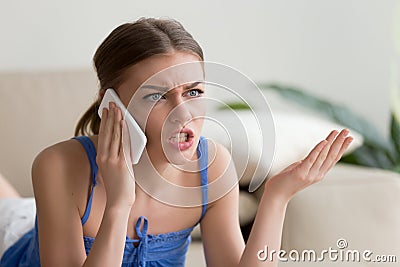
[98,88,147,164]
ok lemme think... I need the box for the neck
[132,150,176,194]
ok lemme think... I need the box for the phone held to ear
[98,88,147,164]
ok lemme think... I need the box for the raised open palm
[265,129,354,202]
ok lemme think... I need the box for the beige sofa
[1,70,399,266]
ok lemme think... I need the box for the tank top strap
[71,136,98,226]
[197,136,209,224]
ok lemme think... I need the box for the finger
[121,119,134,174]
[307,130,339,177]
[323,136,354,171]
[299,139,329,173]
[102,102,116,156]
[110,106,122,158]
[319,129,350,173]
[335,136,353,161]
[97,107,108,156]
[120,119,132,161]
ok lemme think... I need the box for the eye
[144,93,164,102]
[186,89,203,97]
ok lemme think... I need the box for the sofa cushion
[202,110,363,187]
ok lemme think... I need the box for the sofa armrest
[281,163,400,261]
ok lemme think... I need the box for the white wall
[0,0,398,136]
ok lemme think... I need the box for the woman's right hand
[97,102,136,208]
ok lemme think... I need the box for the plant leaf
[390,60,400,163]
[392,164,400,173]
[340,145,395,169]
[391,111,400,160]
[218,102,251,110]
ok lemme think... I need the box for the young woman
[0,17,353,267]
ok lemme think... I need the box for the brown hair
[74,17,204,136]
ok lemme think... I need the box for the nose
[168,99,192,125]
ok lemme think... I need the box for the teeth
[171,133,188,143]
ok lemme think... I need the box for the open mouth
[170,132,190,143]
[168,128,195,151]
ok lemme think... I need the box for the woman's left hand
[264,129,353,203]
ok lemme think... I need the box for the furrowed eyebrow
[183,81,204,90]
[139,85,169,91]
[139,81,204,92]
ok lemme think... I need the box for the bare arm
[0,172,20,198]
[237,185,287,266]
[82,100,136,266]
[33,152,132,267]
[33,149,87,267]
[199,144,245,267]
[35,103,135,267]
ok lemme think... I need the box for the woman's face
[116,52,206,166]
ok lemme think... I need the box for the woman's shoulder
[33,137,93,167]
[31,136,96,194]
[31,137,97,245]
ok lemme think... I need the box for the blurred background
[1,2,400,265]
[0,0,398,136]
